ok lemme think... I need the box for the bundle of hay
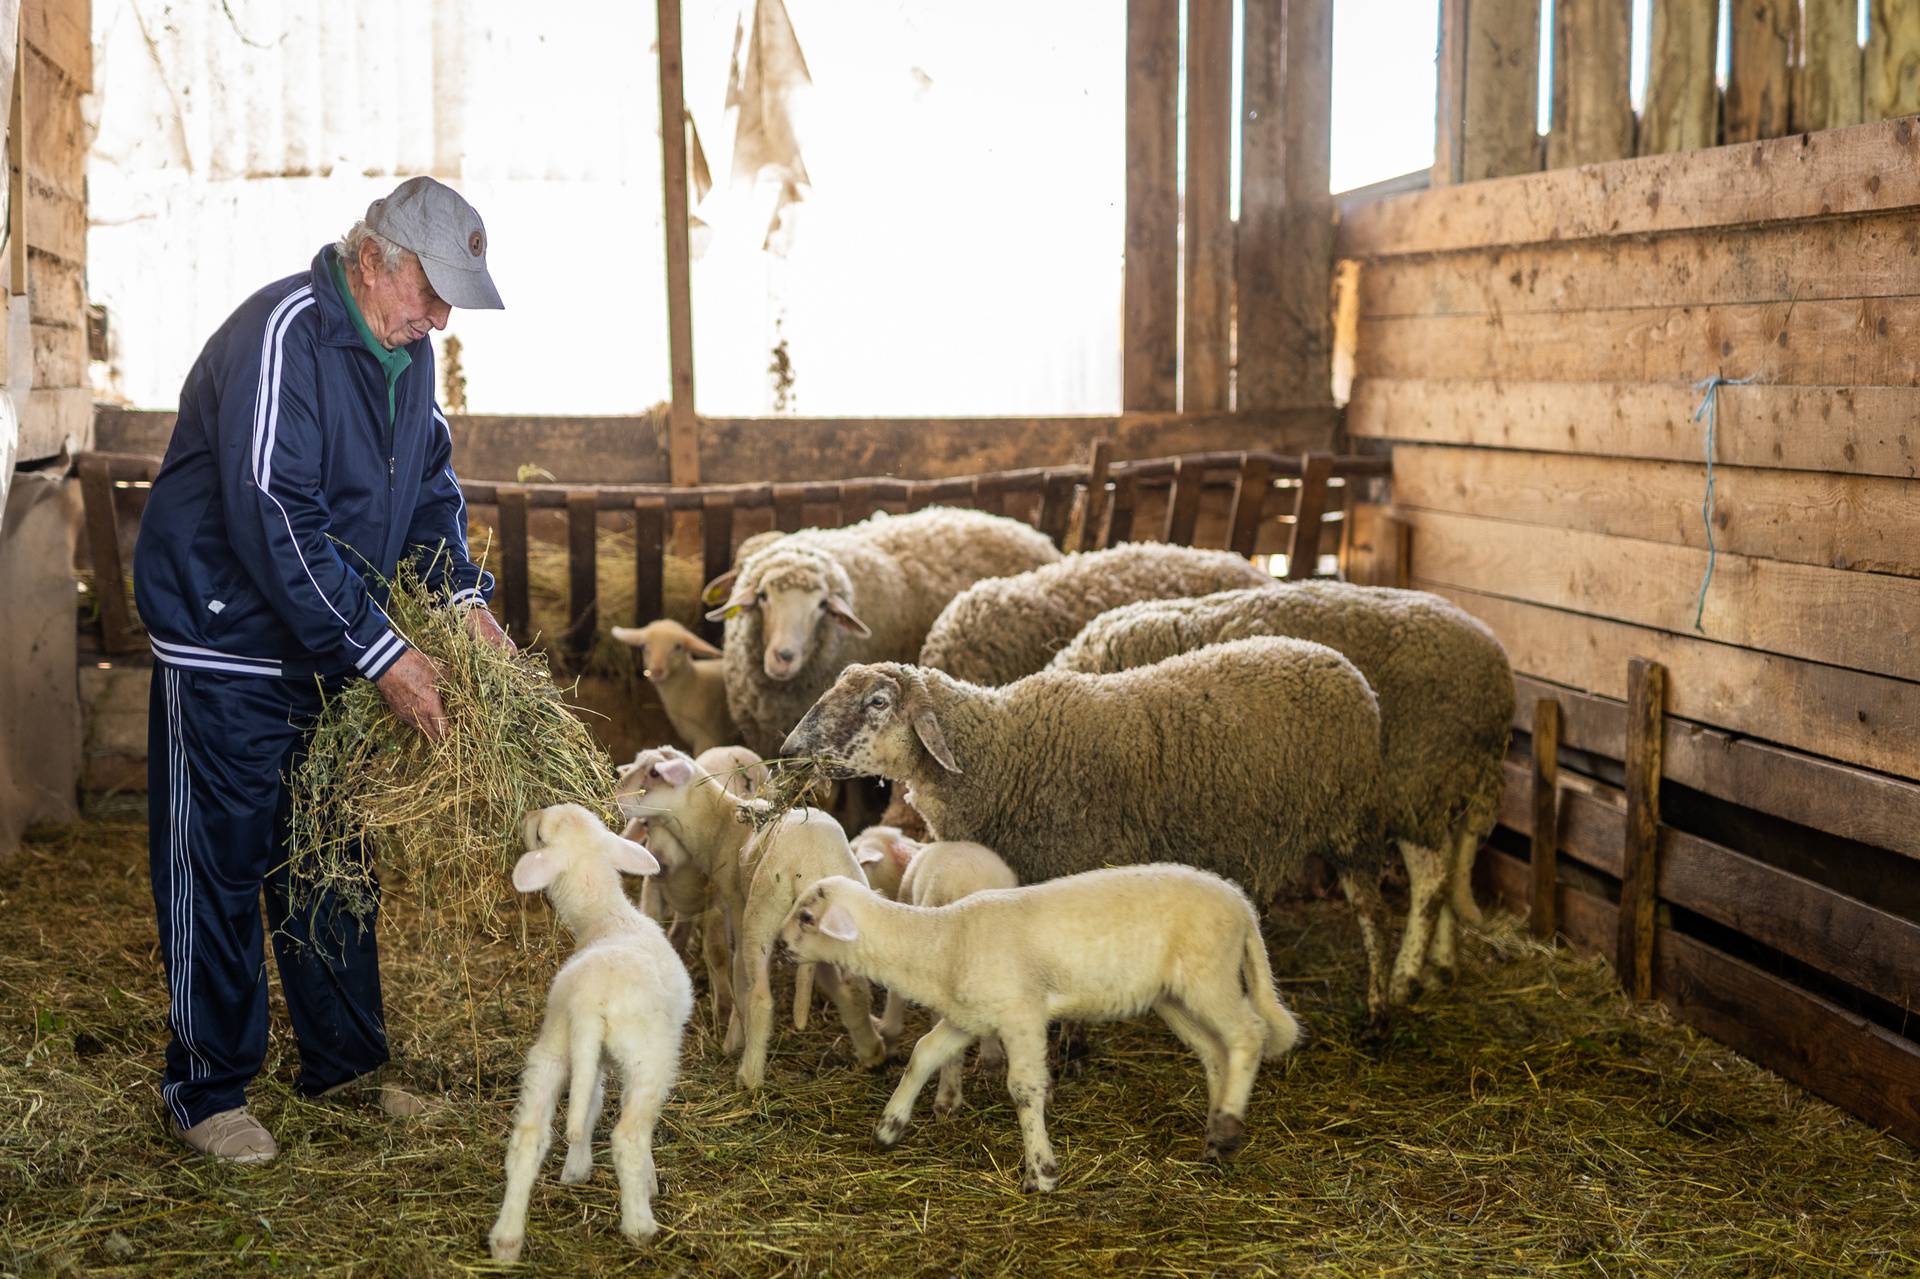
[286,563,618,951]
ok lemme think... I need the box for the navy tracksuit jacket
[134,246,493,1128]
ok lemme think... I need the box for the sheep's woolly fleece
[916,541,1275,687]
[720,508,1063,755]
[1051,582,1514,853]
[784,636,1386,900]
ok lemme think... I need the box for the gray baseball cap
[363,177,505,310]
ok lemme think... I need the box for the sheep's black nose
[775,648,796,663]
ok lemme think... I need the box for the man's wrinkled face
[354,243,451,349]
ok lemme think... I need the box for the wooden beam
[633,497,666,625]
[77,455,137,654]
[1548,0,1634,168]
[1161,456,1206,546]
[1338,116,1920,258]
[1284,452,1333,577]
[1124,0,1179,410]
[1434,0,1543,184]
[1798,0,1863,134]
[655,0,698,485]
[1641,0,1719,155]
[1867,2,1920,121]
[699,491,733,645]
[1182,0,1231,412]
[495,486,531,642]
[1224,454,1272,557]
[1432,0,1470,185]
[1102,471,1139,548]
[1724,0,1792,143]
[1036,473,1076,549]
[9,16,26,299]
[1617,658,1665,1000]
[1078,440,1113,553]
[1529,696,1561,939]
[565,490,600,664]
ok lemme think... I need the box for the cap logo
[468,230,485,257]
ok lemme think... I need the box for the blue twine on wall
[1690,373,1755,633]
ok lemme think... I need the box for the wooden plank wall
[1343,116,1920,1143]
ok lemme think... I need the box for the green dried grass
[5,819,1918,1278]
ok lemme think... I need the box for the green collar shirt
[329,253,413,423]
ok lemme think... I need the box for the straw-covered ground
[2,819,1916,1278]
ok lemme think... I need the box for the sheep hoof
[1021,1160,1058,1193]
[559,1154,592,1185]
[620,1217,659,1243]
[488,1231,524,1264]
[874,1116,906,1148]
[1203,1114,1247,1162]
[933,1090,962,1117]
[735,1065,763,1093]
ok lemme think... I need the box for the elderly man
[133,178,511,1164]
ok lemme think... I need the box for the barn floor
[2,820,1916,1278]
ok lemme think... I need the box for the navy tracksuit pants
[148,665,389,1129]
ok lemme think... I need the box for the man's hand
[464,605,516,653]
[377,647,449,741]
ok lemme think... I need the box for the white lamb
[610,619,734,756]
[489,804,693,1262]
[778,864,1300,1192]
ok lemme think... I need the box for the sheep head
[613,745,702,825]
[781,664,961,780]
[512,802,659,894]
[850,824,920,899]
[778,875,869,962]
[706,546,870,682]
[610,619,721,682]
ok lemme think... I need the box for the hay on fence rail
[285,563,618,952]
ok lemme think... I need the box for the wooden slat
[24,45,84,202]
[1511,673,1920,863]
[1338,116,1920,258]
[23,0,91,87]
[1547,0,1634,169]
[1641,0,1720,155]
[772,484,805,532]
[1284,453,1333,578]
[1102,472,1138,548]
[1160,457,1206,546]
[1435,0,1542,184]
[1486,846,1617,960]
[1530,696,1561,939]
[905,482,937,514]
[838,481,876,524]
[1341,502,1410,588]
[565,491,599,663]
[1348,378,1920,479]
[1618,659,1665,1001]
[1079,440,1113,553]
[1223,454,1272,557]
[1724,0,1792,143]
[1429,586,1920,779]
[1036,473,1076,549]
[1403,508,1920,683]
[1866,3,1920,122]
[655,0,700,485]
[970,475,1004,517]
[1354,295,1920,386]
[1799,0,1864,134]
[1181,0,1231,412]
[1123,0,1179,411]
[633,497,666,626]
[700,492,735,633]
[495,487,531,642]
[78,455,137,654]
[9,19,27,296]
[1391,447,1920,578]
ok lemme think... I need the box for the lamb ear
[912,705,961,774]
[824,594,872,638]
[818,901,860,942]
[854,843,885,866]
[682,631,723,659]
[604,834,661,878]
[512,850,559,893]
[655,754,696,786]
[610,626,646,649]
[700,569,740,607]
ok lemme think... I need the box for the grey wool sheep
[916,542,1275,687]
[780,637,1400,1017]
[705,508,1063,756]
[1050,584,1515,1002]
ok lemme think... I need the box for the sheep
[609,619,734,755]
[616,745,887,1089]
[780,637,1398,1018]
[1048,583,1514,1001]
[489,804,692,1261]
[916,541,1275,688]
[777,864,1301,1191]
[619,745,768,1024]
[705,507,1063,756]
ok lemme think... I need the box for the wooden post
[496,486,531,642]
[970,475,1005,517]
[565,490,600,664]
[1224,453,1272,557]
[1433,0,1542,184]
[1036,472,1076,548]
[1161,456,1205,546]
[1530,696,1562,939]
[1077,440,1112,553]
[772,484,805,532]
[839,480,876,524]
[700,491,733,644]
[1183,0,1231,412]
[632,497,666,625]
[1642,0,1721,155]
[78,456,136,653]
[1725,0,1792,143]
[1549,0,1634,168]
[1102,471,1138,548]
[1284,452,1333,578]
[1239,0,1334,406]
[1124,0,1179,410]
[1618,657,1667,1000]
[656,0,700,501]
[1798,0,1863,133]
[8,17,24,300]
[1867,3,1920,121]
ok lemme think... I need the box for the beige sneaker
[173,1107,279,1165]
[319,1071,432,1119]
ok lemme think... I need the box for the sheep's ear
[610,626,646,649]
[912,706,961,774]
[700,569,740,607]
[705,586,755,622]
[854,842,884,866]
[818,901,860,942]
[512,850,560,894]
[615,760,639,781]
[605,834,661,878]
[656,754,696,786]
[823,594,871,638]
[683,631,723,659]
